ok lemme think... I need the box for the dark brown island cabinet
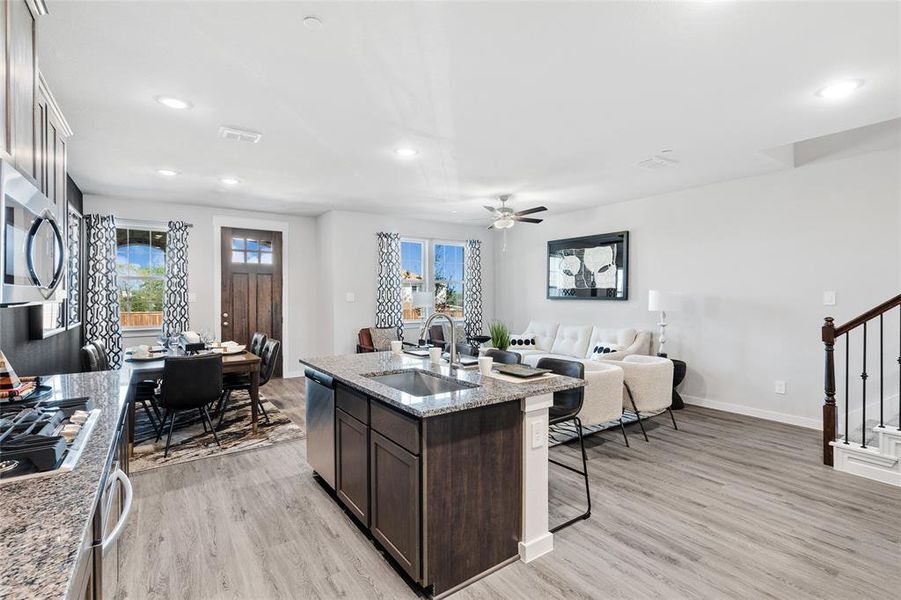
[328,382,523,596]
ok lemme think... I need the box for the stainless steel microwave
[1,159,66,305]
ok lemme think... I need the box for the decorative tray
[492,364,552,378]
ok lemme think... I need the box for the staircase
[822,294,901,486]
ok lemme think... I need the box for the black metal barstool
[537,357,591,532]
[484,348,522,365]
[154,354,223,457]
[217,339,280,429]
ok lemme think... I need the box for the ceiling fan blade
[514,206,547,217]
[513,217,543,224]
[484,205,499,213]
[487,223,496,230]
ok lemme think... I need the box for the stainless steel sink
[366,370,478,397]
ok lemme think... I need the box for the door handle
[222,313,229,318]
[102,469,133,556]
[223,322,229,327]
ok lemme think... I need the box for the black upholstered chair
[249,332,268,357]
[83,340,162,436]
[484,348,522,365]
[537,357,590,532]
[155,354,223,457]
[216,339,280,429]
[455,342,479,357]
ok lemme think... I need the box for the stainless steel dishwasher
[304,368,335,489]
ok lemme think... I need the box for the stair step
[831,441,901,487]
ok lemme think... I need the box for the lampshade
[648,290,681,312]
[411,291,434,309]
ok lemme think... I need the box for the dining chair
[155,354,223,457]
[454,342,479,357]
[484,348,522,365]
[537,357,590,532]
[250,332,268,357]
[83,340,162,436]
[216,339,280,429]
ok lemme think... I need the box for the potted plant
[489,321,511,351]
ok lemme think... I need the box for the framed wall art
[547,231,629,300]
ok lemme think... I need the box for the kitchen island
[300,351,587,597]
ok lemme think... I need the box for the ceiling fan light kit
[485,195,547,230]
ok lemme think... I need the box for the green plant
[489,321,511,351]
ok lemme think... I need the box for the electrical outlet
[823,291,836,306]
[775,380,786,395]
[531,422,545,449]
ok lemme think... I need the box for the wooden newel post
[822,317,836,466]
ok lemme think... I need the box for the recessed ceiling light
[155,96,193,110]
[394,147,418,159]
[451,210,458,214]
[156,169,178,178]
[817,79,863,100]
[219,177,241,186]
[303,16,323,30]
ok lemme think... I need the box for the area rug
[130,390,305,473]
[549,412,639,447]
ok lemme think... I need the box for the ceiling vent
[218,126,262,144]
[637,154,679,170]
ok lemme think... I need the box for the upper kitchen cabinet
[35,72,71,209]
[7,0,37,178]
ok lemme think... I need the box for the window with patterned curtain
[464,239,483,337]
[375,232,404,339]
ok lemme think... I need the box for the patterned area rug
[130,390,305,473]
[549,412,640,446]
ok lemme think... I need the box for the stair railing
[822,293,901,466]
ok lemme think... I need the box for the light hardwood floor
[115,378,901,599]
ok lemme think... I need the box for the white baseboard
[518,532,553,563]
[682,394,822,430]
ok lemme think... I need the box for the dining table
[121,349,263,455]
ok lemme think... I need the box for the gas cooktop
[0,396,100,484]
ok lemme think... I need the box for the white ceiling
[38,1,900,220]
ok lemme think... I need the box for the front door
[221,227,283,376]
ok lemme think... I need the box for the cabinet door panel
[370,431,420,581]
[9,0,35,177]
[336,409,369,525]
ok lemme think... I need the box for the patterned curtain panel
[162,221,191,339]
[375,232,404,340]
[84,215,123,368]
[464,239,484,337]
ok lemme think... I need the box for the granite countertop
[0,371,130,600]
[299,351,587,417]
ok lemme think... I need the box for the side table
[670,358,686,409]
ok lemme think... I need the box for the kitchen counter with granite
[0,371,130,600]
[299,350,586,417]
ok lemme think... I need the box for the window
[399,238,465,321]
[231,236,274,264]
[433,243,465,318]
[116,226,167,329]
[400,239,425,320]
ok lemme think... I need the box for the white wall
[494,148,901,427]
[82,196,320,376]
[316,210,495,355]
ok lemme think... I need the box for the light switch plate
[188,292,197,303]
[823,291,836,306]
[531,422,545,449]
[775,380,786,395]
[345,292,356,303]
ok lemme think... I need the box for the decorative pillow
[369,327,397,351]
[589,344,623,359]
[509,335,537,348]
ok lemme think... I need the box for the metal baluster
[844,332,849,444]
[861,321,868,448]
[879,314,884,428]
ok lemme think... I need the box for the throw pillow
[509,335,537,348]
[369,327,397,351]
[589,344,623,360]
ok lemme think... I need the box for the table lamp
[648,290,680,357]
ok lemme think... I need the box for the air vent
[218,126,262,144]
[637,155,679,170]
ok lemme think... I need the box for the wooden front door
[221,227,283,376]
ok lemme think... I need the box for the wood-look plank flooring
[115,378,901,599]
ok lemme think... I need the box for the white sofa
[507,321,651,428]
[508,321,651,367]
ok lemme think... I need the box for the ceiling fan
[484,195,547,230]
